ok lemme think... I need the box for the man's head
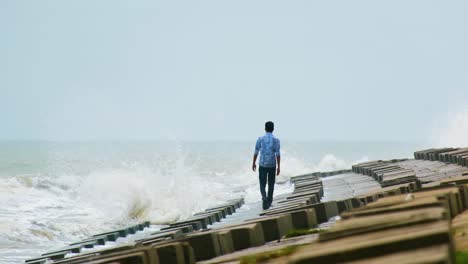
[265,121,274,133]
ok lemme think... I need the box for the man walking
[252,121,281,210]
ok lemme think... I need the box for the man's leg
[267,167,276,207]
[259,167,268,209]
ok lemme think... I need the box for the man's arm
[276,155,281,175]
[252,153,258,172]
[252,138,261,172]
[275,138,281,175]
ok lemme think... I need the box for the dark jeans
[259,166,276,205]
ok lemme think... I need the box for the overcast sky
[1,1,467,141]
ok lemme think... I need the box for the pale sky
[1,1,467,141]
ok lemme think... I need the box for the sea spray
[432,106,468,147]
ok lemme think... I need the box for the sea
[0,140,426,263]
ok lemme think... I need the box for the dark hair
[265,121,274,132]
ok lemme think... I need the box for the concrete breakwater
[26,147,468,263]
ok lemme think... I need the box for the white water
[432,106,468,147]
[0,141,421,263]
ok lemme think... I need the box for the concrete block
[319,169,352,177]
[226,198,244,209]
[188,214,215,225]
[88,243,138,255]
[355,194,379,204]
[358,197,368,206]
[289,173,320,184]
[438,148,466,162]
[171,215,210,229]
[459,184,468,210]
[440,176,468,186]
[292,187,322,196]
[263,202,304,213]
[186,228,234,256]
[288,208,318,229]
[348,198,362,209]
[225,223,265,250]
[294,182,322,190]
[26,252,70,263]
[278,196,314,205]
[371,166,401,177]
[170,221,203,231]
[206,205,235,215]
[336,200,348,213]
[414,149,435,160]
[343,244,451,264]
[412,187,462,218]
[273,199,308,208]
[160,224,194,234]
[460,155,468,166]
[297,186,321,197]
[352,161,381,173]
[180,242,196,264]
[52,246,159,264]
[127,226,137,234]
[184,232,221,261]
[319,201,339,223]
[136,230,183,245]
[86,251,150,264]
[360,162,388,175]
[91,250,153,264]
[453,151,468,163]
[153,242,185,264]
[216,230,235,255]
[452,210,468,253]
[25,260,46,264]
[341,196,450,220]
[196,214,216,225]
[427,148,457,161]
[287,190,321,201]
[289,220,452,264]
[150,229,183,238]
[320,207,447,242]
[41,253,96,264]
[141,237,167,246]
[194,211,222,223]
[379,170,417,187]
[85,232,119,244]
[92,228,128,239]
[203,207,227,218]
[245,214,293,242]
[262,201,337,224]
[69,237,104,248]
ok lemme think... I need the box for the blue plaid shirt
[254,132,281,168]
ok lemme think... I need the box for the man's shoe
[262,199,268,210]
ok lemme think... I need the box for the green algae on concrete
[239,245,299,264]
[285,228,325,238]
[456,251,468,264]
